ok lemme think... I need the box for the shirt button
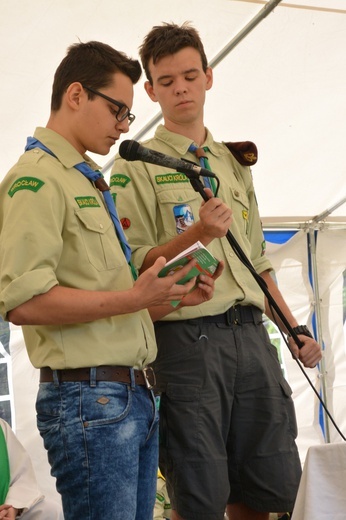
[234,190,239,197]
[100,224,104,229]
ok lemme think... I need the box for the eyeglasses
[82,85,136,126]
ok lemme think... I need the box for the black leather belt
[156,304,263,327]
[202,304,263,325]
[40,365,156,389]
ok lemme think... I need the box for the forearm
[260,270,298,333]
[7,258,205,326]
[7,285,141,326]
[260,270,322,368]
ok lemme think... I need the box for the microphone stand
[180,168,346,441]
[182,169,305,347]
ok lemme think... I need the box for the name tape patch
[75,196,100,208]
[155,173,189,185]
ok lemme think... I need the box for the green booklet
[158,241,219,307]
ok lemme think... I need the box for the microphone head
[119,140,140,161]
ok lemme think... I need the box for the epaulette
[224,141,258,166]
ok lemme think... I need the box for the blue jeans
[36,374,159,520]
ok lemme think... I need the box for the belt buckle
[142,366,156,390]
[225,306,239,325]
[233,305,240,324]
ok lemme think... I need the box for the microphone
[118,140,216,178]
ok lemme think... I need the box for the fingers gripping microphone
[118,140,216,178]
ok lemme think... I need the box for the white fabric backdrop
[266,228,346,459]
[1,0,345,220]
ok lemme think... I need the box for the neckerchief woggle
[188,143,216,194]
[25,137,137,280]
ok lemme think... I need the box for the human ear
[144,80,158,102]
[65,82,84,110]
[205,67,213,91]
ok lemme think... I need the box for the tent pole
[309,196,346,442]
[101,0,283,175]
[308,227,330,442]
[209,0,283,68]
[311,195,346,224]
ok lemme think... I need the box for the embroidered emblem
[243,152,257,163]
[121,217,131,230]
[173,204,194,235]
[8,177,45,197]
[261,240,266,256]
[75,196,100,208]
[110,173,131,188]
[155,173,189,185]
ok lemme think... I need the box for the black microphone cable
[118,139,346,439]
[188,173,346,442]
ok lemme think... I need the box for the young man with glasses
[111,23,322,520]
[82,84,136,126]
[0,40,222,520]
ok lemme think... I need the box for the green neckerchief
[0,425,10,504]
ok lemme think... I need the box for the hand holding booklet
[158,241,220,307]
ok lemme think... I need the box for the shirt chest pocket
[75,209,123,271]
[230,187,250,235]
[156,189,201,239]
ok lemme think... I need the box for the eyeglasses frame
[82,85,135,126]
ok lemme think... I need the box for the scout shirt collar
[154,124,229,159]
[154,125,257,166]
[32,127,101,172]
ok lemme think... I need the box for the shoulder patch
[224,141,258,166]
[8,177,45,197]
[75,196,100,208]
[110,173,131,188]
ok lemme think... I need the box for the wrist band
[289,325,313,339]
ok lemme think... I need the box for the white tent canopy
[1,0,346,509]
[1,0,345,220]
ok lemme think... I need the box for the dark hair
[139,22,208,84]
[51,41,142,111]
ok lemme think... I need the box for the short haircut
[139,22,208,84]
[51,41,142,111]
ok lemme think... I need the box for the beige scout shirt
[0,127,156,369]
[111,125,272,320]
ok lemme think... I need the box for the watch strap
[289,325,313,339]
